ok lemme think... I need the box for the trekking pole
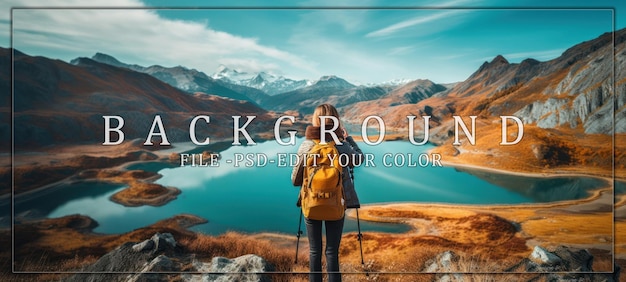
[351,166,368,276]
[356,208,367,275]
[295,208,303,264]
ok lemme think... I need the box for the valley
[3,27,625,279]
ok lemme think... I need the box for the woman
[291,103,363,282]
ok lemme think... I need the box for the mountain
[342,79,448,125]
[260,75,382,113]
[430,28,625,134]
[211,65,311,95]
[73,54,260,103]
[379,79,448,105]
[213,80,271,106]
[212,65,256,82]
[89,52,140,70]
[247,72,311,96]
[343,29,625,135]
[12,48,271,148]
[365,78,416,87]
[310,75,355,90]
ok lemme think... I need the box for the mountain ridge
[341,79,449,125]
[211,65,311,95]
[13,48,271,148]
[342,29,625,135]
[12,27,625,151]
[72,53,261,103]
[261,75,392,114]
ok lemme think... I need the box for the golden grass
[13,214,204,268]
[521,213,612,245]
[430,123,620,179]
[179,232,296,273]
[6,202,617,281]
[351,199,613,272]
[10,215,300,281]
[110,181,180,207]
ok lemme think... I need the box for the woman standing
[291,104,363,282]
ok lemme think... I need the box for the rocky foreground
[60,232,619,282]
[5,208,621,282]
[64,233,273,282]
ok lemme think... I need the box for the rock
[131,232,177,253]
[437,251,455,271]
[530,246,562,265]
[527,245,593,273]
[423,251,464,282]
[191,254,273,282]
[64,232,274,282]
[584,100,618,134]
[64,242,154,282]
[63,233,180,282]
[128,255,178,282]
[130,233,175,253]
[152,232,177,252]
[209,254,272,279]
[132,239,154,252]
[513,245,621,281]
[424,251,457,272]
[144,255,175,272]
[551,246,592,271]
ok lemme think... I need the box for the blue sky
[2,0,624,84]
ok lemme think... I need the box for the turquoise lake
[14,139,610,235]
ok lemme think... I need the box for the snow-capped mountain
[261,75,367,113]
[212,65,256,83]
[211,65,311,95]
[74,53,258,103]
[365,78,415,87]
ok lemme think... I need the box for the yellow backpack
[300,140,345,220]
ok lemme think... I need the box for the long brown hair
[312,103,341,128]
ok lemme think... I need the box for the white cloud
[6,0,318,77]
[366,10,461,38]
[288,32,418,83]
[288,8,423,83]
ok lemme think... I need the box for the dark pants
[304,216,345,282]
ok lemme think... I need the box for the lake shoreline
[8,138,621,218]
[8,139,620,275]
[440,159,617,181]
